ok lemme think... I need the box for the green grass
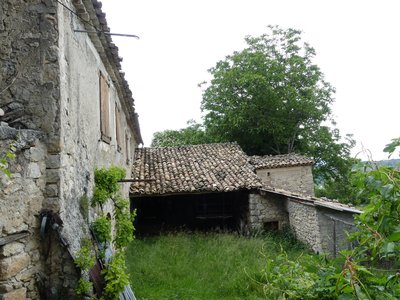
[125,231,311,300]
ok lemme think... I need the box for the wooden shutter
[115,103,122,151]
[100,73,111,143]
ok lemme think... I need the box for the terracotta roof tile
[249,154,313,169]
[130,143,262,196]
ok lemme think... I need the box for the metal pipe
[74,29,139,39]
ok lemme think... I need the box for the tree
[151,26,355,198]
[151,120,211,147]
[200,25,354,192]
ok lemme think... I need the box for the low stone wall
[248,193,289,230]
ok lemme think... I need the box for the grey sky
[101,0,399,160]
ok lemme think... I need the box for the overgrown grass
[125,231,311,300]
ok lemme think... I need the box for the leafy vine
[90,166,136,298]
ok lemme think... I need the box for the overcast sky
[100,0,399,160]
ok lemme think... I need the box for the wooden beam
[118,179,156,183]
[0,232,29,246]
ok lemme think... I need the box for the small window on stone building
[115,103,122,152]
[100,72,111,143]
[264,221,279,231]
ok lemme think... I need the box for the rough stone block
[0,283,13,293]
[3,222,29,235]
[26,163,41,178]
[46,169,59,183]
[45,154,61,169]
[16,266,36,282]
[42,197,60,211]
[45,183,58,197]
[0,242,24,257]
[0,253,30,280]
[1,287,27,300]
[28,147,45,162]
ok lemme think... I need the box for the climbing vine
[90,166,136,298]
[74,239,95,296]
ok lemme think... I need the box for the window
[115,103,122,152]
[99,72,111,143]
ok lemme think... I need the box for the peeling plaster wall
[57,1,137,256]
[256,165,315,196]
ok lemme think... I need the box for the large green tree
[152,26,355,198]
[200,26,354,189]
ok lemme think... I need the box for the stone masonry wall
[0,125,79,300]
[257,165,315,196]
[248,193,289,230]
[0,0,61,152]
[0,125,45,299]
[57,0,137,256]
[1,1,140,298]
[286,199,322,253]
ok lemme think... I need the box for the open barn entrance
[131,191,249,235]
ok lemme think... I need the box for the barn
[129,143,361,255]
[129,143,262,233]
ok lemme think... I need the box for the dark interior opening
[264,221,279,231]
[131,191,249,235]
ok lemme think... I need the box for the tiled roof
[249,154,313,169]
[260,187,362,214]
[130,143,262,196]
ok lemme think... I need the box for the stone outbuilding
[130,143,361,255]
[130,143,262,233]
[0,0,141,298]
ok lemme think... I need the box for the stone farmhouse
[0,1,361,299]
[0,0,141,299]
[131,143,361,255]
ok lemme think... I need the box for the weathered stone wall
[0,126,45,300]
[0,125,80,300]
[1,1,140,298]
[56,1,137,256]
[248,193,289,230]
[285,199,322,252]
[249,192,358,256]
[0,0,61,152]
[256,165,315,196]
